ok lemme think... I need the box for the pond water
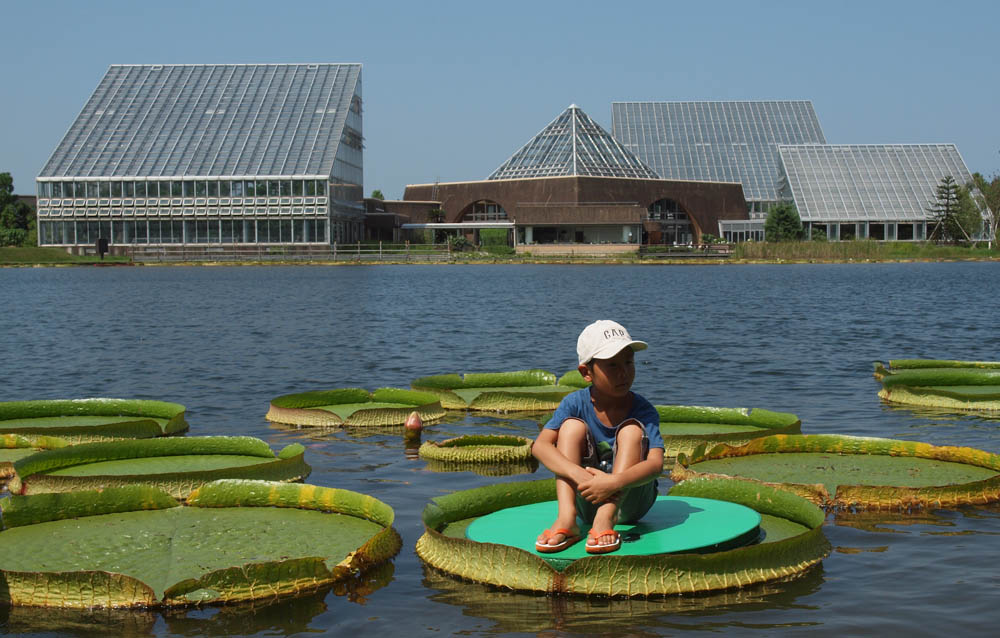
[1,262,999,636]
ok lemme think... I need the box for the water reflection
[421,563,825,634]
[0,563,396,637]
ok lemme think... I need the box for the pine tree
[927,175,966,243]
[764,202,803,241]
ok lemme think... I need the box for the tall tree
[927,175,973,244]
[0,172,35,247]
[969,172,1000,248]
[764,202,803,241]
[370,189,384,200]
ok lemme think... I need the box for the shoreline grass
[2,241,997,267]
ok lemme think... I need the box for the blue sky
[3,0,997,198]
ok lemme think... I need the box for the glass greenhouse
[35,63,363,249]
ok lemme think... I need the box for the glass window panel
[111,182,122,197]
[183,180,195,197]
[171,181,182,197]
[280,180,292,196]
[99,182,110,198]
[292,180,303,196]
[123,181,134,197]
[196,181,207,197]
[87,182,99,198]
[207,181,218,197]
[268,180,279,196]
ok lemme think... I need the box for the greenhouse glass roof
[778,144,974,222]
[611,101,826,201]
[488,104,658,180]
[39,63,361,178]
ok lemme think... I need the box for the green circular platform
[465,495,761,564]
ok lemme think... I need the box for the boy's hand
[578,467,622,504]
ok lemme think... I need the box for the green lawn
[0,246,130,264]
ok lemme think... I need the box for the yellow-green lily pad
[874,360,1000,411]
[412,370,577,412]
[672,434,1000,510]
[266,387,445,426]
[416,477,828,596]
[0,398,188,442]
[0,481,401,608]
[8,436,311,499]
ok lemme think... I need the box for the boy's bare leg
[537,418,588,547]
[590,422,645,546]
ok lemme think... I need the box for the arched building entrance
[646,198,697,244]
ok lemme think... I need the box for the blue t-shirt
[544,388,664,451]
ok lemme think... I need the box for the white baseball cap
[577,320,648,365]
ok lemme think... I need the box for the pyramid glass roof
[611,101,826,201]
[39,63,361,178]
[488,105,658,180]
[778,144,974,222]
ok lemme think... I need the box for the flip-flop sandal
[535,528,582,553]
[585,529,621,554]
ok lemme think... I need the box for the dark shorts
[575,426,657,525]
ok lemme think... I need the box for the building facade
[396,105,748,250]
[35,63,364,251]
[777,143,976,240]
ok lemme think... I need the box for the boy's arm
[532,428,593,486]
[578,448,664,504]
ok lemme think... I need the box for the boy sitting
[532,320,665,554]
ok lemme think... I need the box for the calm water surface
[1,263,999,636]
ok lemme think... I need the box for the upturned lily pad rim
[673,433,1000,511]
[416,477,828,597]
[412,370,558,390]
[0,398,189,440]
[0,480,401,608]
[8,436,310,499]
[266,387,445,426]
[876,359,1000,372]
[411,370,579,413]
[418,434,535,463]
[873,365,1000,410]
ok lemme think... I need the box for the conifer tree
[927,175,966,243]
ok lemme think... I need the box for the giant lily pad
[419,435,538,476]
[8,436,311,499]
[655,405,801,458]
[416,477,828,597]
[411,370,578,412]
[0,398,188,442]
[266,387,445,427]
[672,434,1000,510]
[874,360,1000,411]
[0,480,401,608]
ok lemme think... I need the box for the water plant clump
[672,434,1000,511]
[419,434,538,476]
[873,360,1000,411]
[0,480,401,608]
[266,387,446,426]
[8,436,311,499]
[411,370,580,412]
[0,398,189,442]
[416,477,829,597]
